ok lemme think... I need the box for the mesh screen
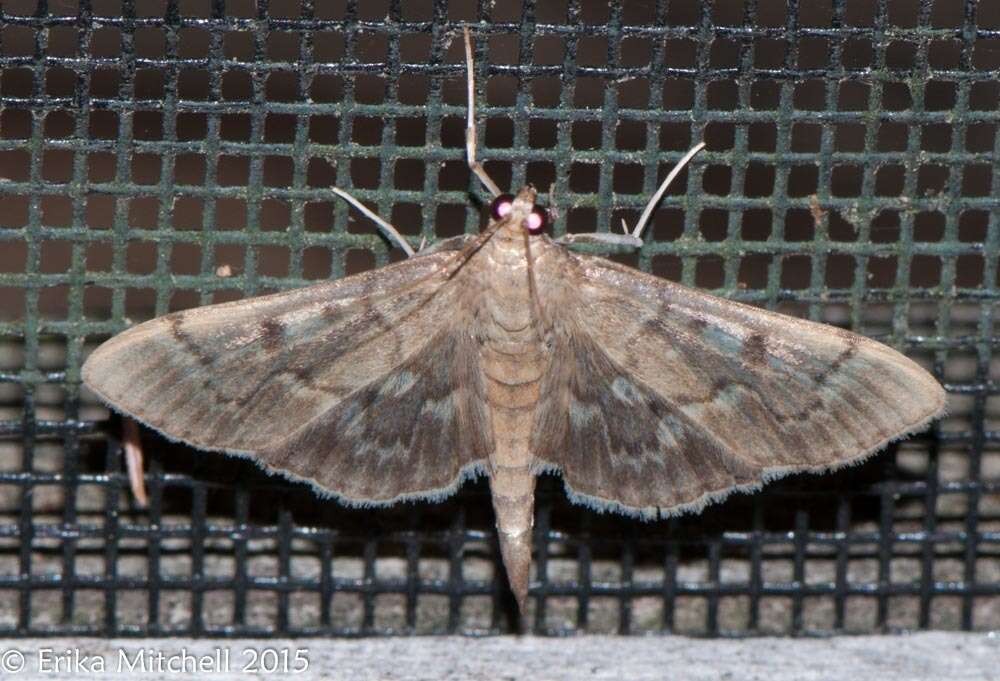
[0,0,997,636]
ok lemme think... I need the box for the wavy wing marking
[83,238,493,502]
[531,252,946,517]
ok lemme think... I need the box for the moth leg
[463,27,501,198]
[556,143,706,251]
[122,418,148,508]
[555,232,645,249]
[330,186,416,257]
[629,141,706,240]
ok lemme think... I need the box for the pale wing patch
[264,329,493,503]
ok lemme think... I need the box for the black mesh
[0,0,997,636]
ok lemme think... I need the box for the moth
[82,29,946,613]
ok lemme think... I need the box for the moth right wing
[531,249,946,517]
[83,237,494,504]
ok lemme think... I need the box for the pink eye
[490,194,515,220]
[525,207,548,234]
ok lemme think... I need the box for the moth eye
[526,207,548,234]
[490,194,515,220]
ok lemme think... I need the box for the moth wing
[531,250,946,516]
[83,237,493,504]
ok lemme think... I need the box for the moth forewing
[529,252,946,518]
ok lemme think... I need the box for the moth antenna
[123,418,148,508]
[464,26,502,198]
[631,141,706,240]
[522,229,547,333]
[418,235,427,252]
[620,217,630,234]
[331,186,416,257]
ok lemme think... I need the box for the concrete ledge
[1,632,996,680]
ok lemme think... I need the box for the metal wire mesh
[0,0,997,636]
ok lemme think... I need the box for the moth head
[490,186,548,235]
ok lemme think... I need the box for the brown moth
[82,29,946,613]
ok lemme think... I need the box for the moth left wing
[83,237,493,504]
[531,250,946,517]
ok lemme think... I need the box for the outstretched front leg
[331,187,418,257]
[556,141,706,250]
[328,27,507,261]
[123,417,147,507]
